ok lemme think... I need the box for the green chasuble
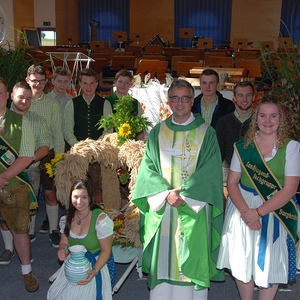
[132,114,225,290]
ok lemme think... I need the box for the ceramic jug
[64,245,92,283]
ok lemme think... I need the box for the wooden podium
[113,31,127,51]
[130,32,145,46]
[179,28,194,48]
[198,38,213,49]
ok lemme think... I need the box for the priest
[132,79,225,300]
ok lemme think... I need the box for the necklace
[76,210,91,225]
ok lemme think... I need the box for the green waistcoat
[73,95,105,141]
[241,142,287,188]
[0,110,23,189]
[68,208,103,254]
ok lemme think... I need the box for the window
[38,28,56,46]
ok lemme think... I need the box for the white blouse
[59,212,114,240]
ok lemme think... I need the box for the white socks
[46,204,59,233]
[0,228,14,252]
[21,264,32,275]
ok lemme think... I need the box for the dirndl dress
[217,184,291,288]
[47,213,115,300]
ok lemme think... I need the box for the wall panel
[130,0,174,47]
[13,0,34,32]
[231,0,282,47]
[56,0,79,45]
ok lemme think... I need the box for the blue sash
[86,251,115,300]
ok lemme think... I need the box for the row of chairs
[29,38,295,84]
[25,48,260,80]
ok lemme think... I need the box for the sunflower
[45,153,65,178]
[45,162,54,178]
[119,124,132,137]
[51,152,64,164]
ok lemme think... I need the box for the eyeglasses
[169,96,192,103]
[28,79,46,84]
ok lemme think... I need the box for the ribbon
[86,250,102,300]
[240,183,279,271]
[86,250,115,300]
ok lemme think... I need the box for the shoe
[49,230,60,248]
[29,209,37,216]
[22,271,39,292]
[0,249,14,265]
[29,234,36,243]
[39,219,49,233]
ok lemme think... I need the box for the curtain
[280,0,300,42]
[79,0,130,47]
[174,0,232,48]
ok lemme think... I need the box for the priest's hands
[166,186,184,207]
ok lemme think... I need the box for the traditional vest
[0,110,22,189]
[240,142,286,188]
[73,95,105,141]
[68,208,103,254]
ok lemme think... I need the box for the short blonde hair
[52,66,71,79]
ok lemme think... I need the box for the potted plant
[259,39,300,142]
[0,31,33,96]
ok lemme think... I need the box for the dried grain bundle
[123,201,142,248]
[118,140,146,248]
[118,140,145,171]
[101,163,122,210]
[54,153,88,208]
[54,139,121,209]
[118,140,145,200]
[93,140,121,169]
[70,138,121,169]
[102,132,119,147]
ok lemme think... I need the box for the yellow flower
[45,163,54,178]
[51,153,64,164]
[119,124,132,137]
[114,219,123,227]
